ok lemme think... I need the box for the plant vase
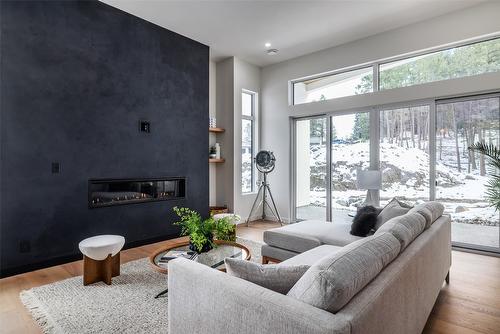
[189,233,214,254]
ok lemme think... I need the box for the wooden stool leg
[112,252,120,277]
[83,253,120,286]
[83,255,103,286]
[102,255,113,285]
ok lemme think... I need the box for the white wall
[233,57,261,218]
[214,57,261,220]
[260,1,500,222]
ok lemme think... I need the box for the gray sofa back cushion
[225,258,310,294]
[286,233,400,313]
[408,201,444,228]
[375,198,412,230]
[375,212,426,250]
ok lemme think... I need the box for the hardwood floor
[1,222,499,334]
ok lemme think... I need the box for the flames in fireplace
[88,177,185,208]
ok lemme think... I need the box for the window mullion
[370,107,380,207]
[326,117,332,221]
[429,102,436,201]
[373,64,379,92]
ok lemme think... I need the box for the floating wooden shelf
[209,127,225,133]
[209,158,225,163]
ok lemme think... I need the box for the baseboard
[452,245,500,257]
[251,215,290,224]
[0,233,180,278]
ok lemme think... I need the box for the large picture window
[242,91,256,193]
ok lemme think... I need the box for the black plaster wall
[0,1,209,277]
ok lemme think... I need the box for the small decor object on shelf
[209,145,217,159]
[215,143,221,159]
[209,117,217,128]
[173,207,235,253]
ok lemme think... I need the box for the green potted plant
[469,142,500,211]
[173,207,235,253]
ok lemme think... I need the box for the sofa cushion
[286,232,401,313]
[224,258,310,294]
[408,201,444,228]
[261,244,300,262]
[264,220,363,253]
[375,198,413,230]
[280,245,342,266]
[375,212,426,250]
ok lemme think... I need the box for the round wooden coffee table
[150,240,250,298]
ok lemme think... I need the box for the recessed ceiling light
[267,49,279,56]
[265,42,271,48]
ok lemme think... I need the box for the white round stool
[79,235,125,285]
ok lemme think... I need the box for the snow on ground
[380,143,428,174]
[303,141,499,226]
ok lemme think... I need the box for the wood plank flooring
[1,221,499,334]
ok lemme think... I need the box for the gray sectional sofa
[168,202,451,334]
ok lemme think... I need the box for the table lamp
[356,168,382,207]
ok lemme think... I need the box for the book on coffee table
[158,251,196,263]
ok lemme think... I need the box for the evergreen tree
[352,113,369,141]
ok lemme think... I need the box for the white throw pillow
[375,198,412,230]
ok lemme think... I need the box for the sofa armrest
[168,258,350,334]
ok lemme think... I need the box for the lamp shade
[356,169,382,190]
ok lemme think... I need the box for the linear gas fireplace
[89,177,186,208]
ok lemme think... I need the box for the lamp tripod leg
[246,183,264,226]
[264,199,277,217]
[262,174,267,220]
[265,184,283,226]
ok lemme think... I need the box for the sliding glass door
[330,113,370,221]
[295,117,327,221]
[436,96,500,250]
[379,105,430,207]
[293,94,500,253]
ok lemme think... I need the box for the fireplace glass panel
[89,178,185,208]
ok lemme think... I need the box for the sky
[332,114,356,139]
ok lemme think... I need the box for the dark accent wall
[0,1,209,277]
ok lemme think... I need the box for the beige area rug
[20,237,263,334]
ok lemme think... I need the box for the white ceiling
[101,0,483,67]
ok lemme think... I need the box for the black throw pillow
[350,206,379,237]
